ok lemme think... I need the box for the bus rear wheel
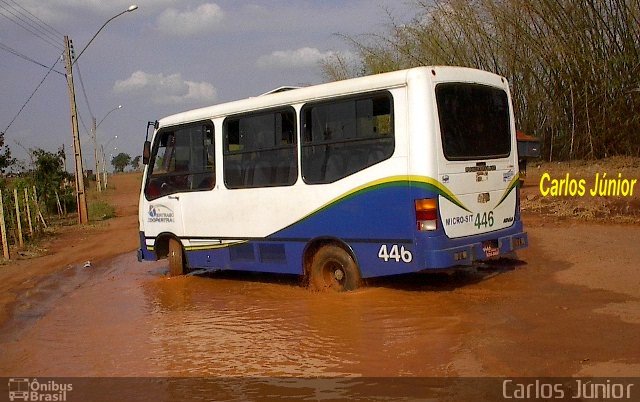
[308,245,360,292]
[168,238,186,276]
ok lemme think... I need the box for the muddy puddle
[0,253,519,378]
[0,234,637,383]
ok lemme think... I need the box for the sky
[0,0,416,172]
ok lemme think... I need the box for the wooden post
[33,186,47,228]
[0,190,10,260]
[24,188,33,236]
[14,188,23,248]
[31,189,38,233]
[55,191,63,216]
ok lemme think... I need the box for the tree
[130,155,141,171]
[0,132,16,174]
[323,0,640,160]
[32,148,74,213]
[111,152,131,173]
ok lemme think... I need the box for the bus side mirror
[142,141,151,165]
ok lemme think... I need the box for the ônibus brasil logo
[148,204,174,223]
[8,378,73,401]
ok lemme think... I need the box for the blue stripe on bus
[138,181,527,277]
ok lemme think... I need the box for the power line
[4,0,63,37]
[77,112,91,139]
[0,0,62,43]
[0,9,62,51]
[75,62,95,120]
[2,53,62,135]
[0,40,65,75]
[0,3,63,50]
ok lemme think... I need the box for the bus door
[434,82,518,241]
[144,123,215,243]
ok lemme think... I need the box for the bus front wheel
[308,245,360,292]
[168,238,186,276]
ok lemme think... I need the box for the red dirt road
[0,173,141,325]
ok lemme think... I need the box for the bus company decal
[147,204,175,223]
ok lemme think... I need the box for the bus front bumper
[138,231,158,262]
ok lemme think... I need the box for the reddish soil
[0,172,142,325]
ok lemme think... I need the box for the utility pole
[92,117,102,192]
[63,35,89,224]
[101,144,108,189]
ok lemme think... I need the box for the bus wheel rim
[323,260,344,285]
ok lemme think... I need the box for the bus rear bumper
[422,230,528,269]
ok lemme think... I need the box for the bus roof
[157,66,505,128]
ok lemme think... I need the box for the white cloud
[113,70,217,105]
[156,3,224,36]
[256,47,353,69]
[17,0,166,24]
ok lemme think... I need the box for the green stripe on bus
[304,175,471,219]
[494,174,520,209]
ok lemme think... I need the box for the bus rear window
[436,83,511,161]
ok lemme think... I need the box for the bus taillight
[415,198,438,231]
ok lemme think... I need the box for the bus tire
[168,238,186,276]
[308,245,360,292]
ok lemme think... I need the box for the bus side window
[301,91,394,184]
[223,108,297,189]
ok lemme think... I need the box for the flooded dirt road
[1,221,639,381]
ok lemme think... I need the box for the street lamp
[74,5,139,65]
[63,5,138,224]
[92,105,122,192]
[97,105,122,128]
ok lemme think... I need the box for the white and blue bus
[138,66,528,291]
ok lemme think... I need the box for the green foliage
[88,200,115,221]
[323,0,640,160]
[111,152,131,173]
[0,132,16,173]
[31,148,75,214]
[130,155,141,171]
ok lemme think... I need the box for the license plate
[482,240,499,258]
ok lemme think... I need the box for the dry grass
[521,157,640,223]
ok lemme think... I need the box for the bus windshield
[145,123,215,200]
[436,83,511,161]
